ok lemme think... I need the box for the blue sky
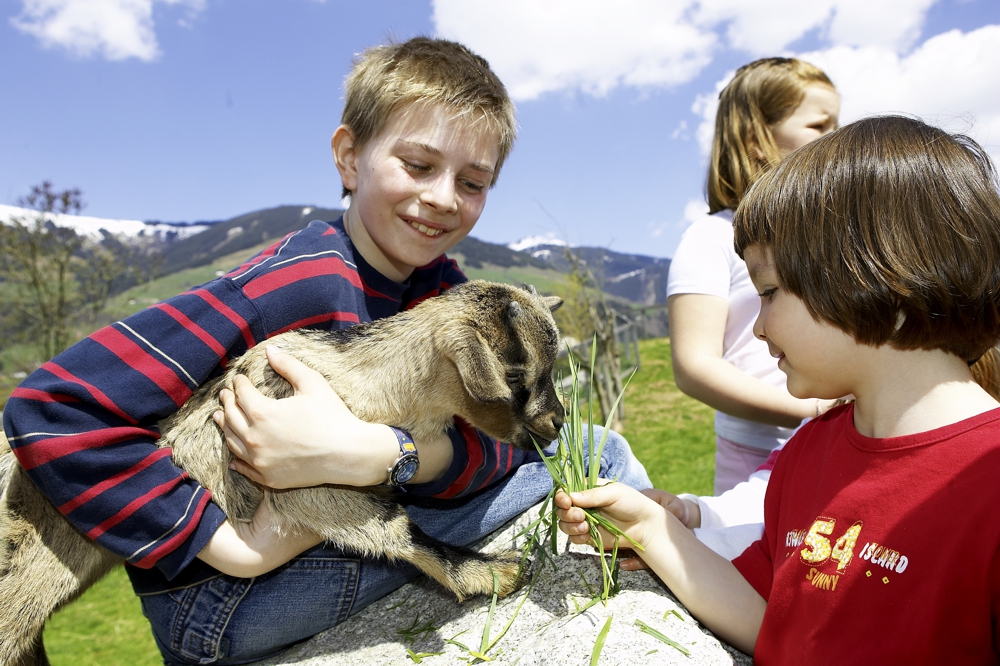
[3,0,998,258]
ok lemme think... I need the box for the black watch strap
[385,426,419,486]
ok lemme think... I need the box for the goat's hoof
[487,550,531,598]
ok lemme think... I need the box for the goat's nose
[551,413,564,433]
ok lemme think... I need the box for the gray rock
[258,502,753,666]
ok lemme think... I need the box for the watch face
[391,454,420,485]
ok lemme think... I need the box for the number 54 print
[799,518,863,572]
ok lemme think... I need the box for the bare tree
[0,182,139,361]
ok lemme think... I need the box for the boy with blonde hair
[4,37,649,664]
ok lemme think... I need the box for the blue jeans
[129,428,651,665]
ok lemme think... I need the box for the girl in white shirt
[667,58,841,494]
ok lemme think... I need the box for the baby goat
[0,280,565,666]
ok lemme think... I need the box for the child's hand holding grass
[555,484,666,559]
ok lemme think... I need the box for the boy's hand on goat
[216,346,403,489]
[197,499,324,578]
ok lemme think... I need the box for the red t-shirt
[733,404,1000,665]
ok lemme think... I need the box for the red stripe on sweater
[58,448,174,514]
[132,490,214,569]
[152,303,228,358]
[91,327,191,408]
[190,288,256,350]
[86,472,190,540]
[242,256,362,300]
[39,362,137,425]
[436,417,485,499]
[270,311,360,336]
[404,288,441,309]
[9,387,79,404]
[357,275,393,301]
[14,426,158,470]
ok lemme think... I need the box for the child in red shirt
[557,115,1000,663]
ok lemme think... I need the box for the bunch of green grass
[534,339,643,601]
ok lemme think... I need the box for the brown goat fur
[0,280,565,666]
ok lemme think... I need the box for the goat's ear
[541,295,563,312]
[440,325,512,403]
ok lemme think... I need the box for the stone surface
[258,503,752,666]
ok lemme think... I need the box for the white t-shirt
[666,209,795,451]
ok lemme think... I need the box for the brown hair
[707,57,834,213]
[972,347,1000,401]
[340,37,516,198]
[734,115,1000,365]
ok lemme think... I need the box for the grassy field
[40,336,715,665]
[620,338,716,494]
[44,567,162,666]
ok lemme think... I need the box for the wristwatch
[386,426,419,486]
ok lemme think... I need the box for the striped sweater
[2,218,529,579]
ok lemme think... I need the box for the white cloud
[10,0,204,61]
[695,0,935,54]
[824,0,935,52]
[693,25,1000,164]
[679,198,709,230]
[432,0,941,102]
[694,0,836,54]
[692,74,731,156]
[433,0,716,101]
[652,197,706,238]
[801,25,1000,162]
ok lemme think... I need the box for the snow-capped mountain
[0,204,214,243]
[508,235,671,305]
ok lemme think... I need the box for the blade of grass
[483,556,543,654]
[406,649,444,663]
[386,592,412,610]
[478,568,500,655]
[634,619,691,656]
[591,616,613,666]
[578,570,597,598]
[444,629,471,652]
[587,337,598,491]
[591,369,636,486]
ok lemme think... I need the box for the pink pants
[714,435,772,495]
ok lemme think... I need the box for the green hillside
[108,244,571,321]
[106,240,280,319]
